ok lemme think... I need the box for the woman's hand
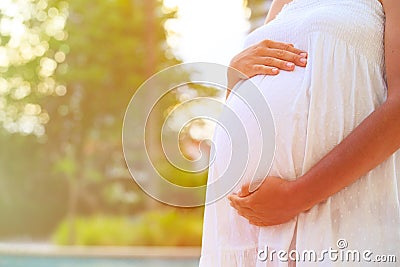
[227,176,310,226]
[227,39,308,98]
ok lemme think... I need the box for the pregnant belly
[211,68,309,193]
[259,68,310,180]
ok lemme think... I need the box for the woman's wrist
[227,64,242,88]
[227,73,240,90]
[226,67,242,99]
[285,175,322,213]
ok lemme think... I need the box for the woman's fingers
[255,56,296,71]
[257,40,308,67]
[268,48,307,67]
[249,220,268,226]
[261,39,306,56]
[227,39,308,87]
[252,64,280,75]
[238,183,251,197]
[255,47,307,68]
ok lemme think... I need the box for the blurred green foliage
[0,132,69,238]
[0,0,193,243]
[52,209,203,246]
[0,0,264,246]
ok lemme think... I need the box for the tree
[0,0,182,242]
[0,0,70,239]
[45,0,181,244]
[0,0,268,244]
[0,0,67,136]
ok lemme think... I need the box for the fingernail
[272,68,279,74]
[300,57,307,64]
[286,62,295,68]
[300,52,307,57]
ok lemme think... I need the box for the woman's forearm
[290,96,400,211]
[291,1,400,211]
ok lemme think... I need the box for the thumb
[238,183,251,197]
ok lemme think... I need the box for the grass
[52,209,203,246]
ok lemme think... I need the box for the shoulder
[264,0,294,24]
[379,0,400,24]
[380,0,400,11]
[379,0,400,99]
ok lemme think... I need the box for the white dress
[199,0,400,266]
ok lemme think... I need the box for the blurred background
[0,0,269,266]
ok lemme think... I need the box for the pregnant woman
[200,0,400,266]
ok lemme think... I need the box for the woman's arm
[289,0,400,212]
[228,0,400,226]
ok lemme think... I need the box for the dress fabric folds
[199,0,400,266]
